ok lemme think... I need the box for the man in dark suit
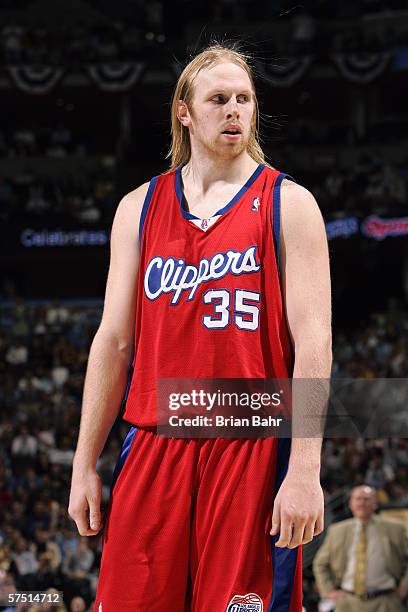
[313,485,408,611]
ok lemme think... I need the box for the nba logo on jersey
[201,218,208,229]
[227,592,263,612]
[251,197,260,211]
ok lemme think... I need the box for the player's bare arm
[270,179,332,548]
[68,182,149,536]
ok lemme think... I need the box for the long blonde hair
[167,43,267,169]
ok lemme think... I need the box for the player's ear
[177,100,191,127]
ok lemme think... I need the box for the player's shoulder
[110,181,151,241]
[119,169,174,214]
[280,177,319,211]
[279,176,324,239]
[119,181,151,215]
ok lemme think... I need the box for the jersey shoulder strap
[271,172,296,275]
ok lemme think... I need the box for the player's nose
[225,95,240,118]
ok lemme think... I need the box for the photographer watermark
[156,378,408,438]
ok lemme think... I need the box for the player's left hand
[270,471,324,548]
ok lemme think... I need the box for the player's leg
[189,437,303,611]
[95,427,196,612]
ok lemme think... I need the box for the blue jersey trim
[175,163,265,221]
[272,173,296,276]
[139,175,159,249]
[110,425,138,494]
[100,424,138,548]
[120,348,134,412]
[268,437,300,611]
[215,163,265,216]
[175,166,198,220]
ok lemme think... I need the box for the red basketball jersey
[123,163,294,426]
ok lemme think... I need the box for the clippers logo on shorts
[144,245,261,304]
[227,592,263,612]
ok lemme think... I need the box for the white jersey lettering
[144,245,261,304]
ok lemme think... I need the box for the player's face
[183,61,256,160]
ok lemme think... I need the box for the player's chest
[162,191,267,241]
[182,185,246,219]
[142,195,271,303]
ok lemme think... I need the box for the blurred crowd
[321,438,408,507]
[1,1,406,67]
[0,125,90,160]
[279,153,408,216]
[0,299,122,611]
[0,298,407,610]
[0,22,159,67]
[0,159,117,225]
[1,151,406,222]
[333,310,408,378]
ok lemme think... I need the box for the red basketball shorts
[95,426,302,611]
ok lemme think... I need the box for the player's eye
[211,95,225,103]
[210,93,250,104]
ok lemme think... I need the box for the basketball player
[68,44,332,611]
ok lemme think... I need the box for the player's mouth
[221,126,242,139]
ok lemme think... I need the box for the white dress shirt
[341,517,396,592]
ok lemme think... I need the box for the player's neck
[181,153,259,194]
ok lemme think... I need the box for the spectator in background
[73,197,101,223]
[313,485,408,611]
[5,339,28,369]
[52,361,70,390]
[10,298,30,340]
[0,569,20,612]
[36,550,61,591]
[48,436,74,467]
[11,426,38,474]
[62,537,94,579]
[69,596,87,612]
[46,299,70,332]
[58,526,79,563]
[30,587,68,612]
[15,466,42,495]
[26,500,52,539]
[16,369,44,402]
[62,538,94,605]
[365,450,395,490]
[33,528,62,572]
[10,538,38,588]
[26,185,50,214]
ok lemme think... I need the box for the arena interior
[0,1,407,610]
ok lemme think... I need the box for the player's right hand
[68,468,103,536]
